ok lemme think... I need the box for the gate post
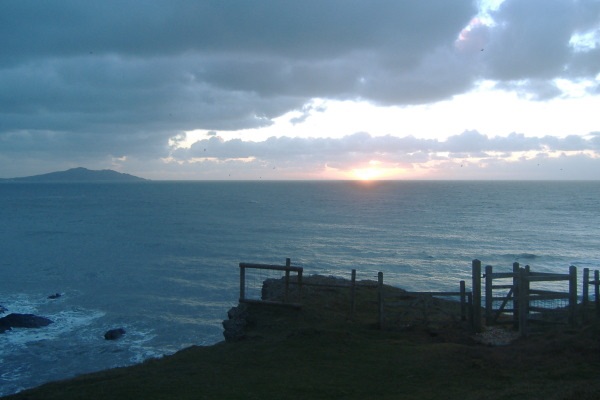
[485,265,493,325]
[583,268,590,323]
[472,259,482,332]
[594,270,600,317]
[569,266,577,326]
[518,266,530,337]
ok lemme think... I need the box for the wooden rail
[239,258,303,307]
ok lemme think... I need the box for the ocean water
[1,180,599,395]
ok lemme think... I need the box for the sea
[1,180,599,395]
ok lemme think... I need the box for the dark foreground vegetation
[5,276,600,400]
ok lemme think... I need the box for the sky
[1,0,600,180]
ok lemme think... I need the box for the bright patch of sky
[183,84,599,145]
[570,29,600,52]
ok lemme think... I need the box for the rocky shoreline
[0,300,124,340]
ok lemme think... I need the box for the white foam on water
[125,329,164,364]
[1,308,105,347]
[0,293,45,315]
[0,293,110,395]
[97,325,162,363]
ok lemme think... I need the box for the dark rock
[48,293,62,299]
[0,313,54,333]
[261,278,283,301]
[104,328,126,340]
[222,304,250,342]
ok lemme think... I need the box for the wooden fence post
[284,258,291,303]
[239,263,246,301]
[569,265,577,326]
[472,259,482,332]
[485,265,493,325]
[298,268,303,303]
[596,270,600,318]
[460,280,466,321]
[350,269,357,321]
[378,272,384,329]
[583,268,590,323]
[512,262,520,329]
[518,266,530,337]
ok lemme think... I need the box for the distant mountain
[0,167,148,182]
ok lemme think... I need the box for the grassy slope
[5,277,600,400]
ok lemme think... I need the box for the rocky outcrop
[223,275,351,342]
[0,313,53,333]
[104,328,126,340]
[222,304,250,342]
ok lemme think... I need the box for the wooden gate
[484,263,520,328]
[582,268,600,322]
[474,260,577,336]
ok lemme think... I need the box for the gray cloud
[485,0,576,80]
[1,1,473,63]
[1,0,600,177]
[172,130,599,170]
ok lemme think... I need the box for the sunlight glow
[352,167,383,180]
[348,161,410,180]
[352,160,384,180]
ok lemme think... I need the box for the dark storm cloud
[0,1,471,63]
[0,0,477,168]
[1,0,600,177]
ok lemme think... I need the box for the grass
[4,276,600,400]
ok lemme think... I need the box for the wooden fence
[239,259,378,319]
[239,259,304,307]
[474,259,578,336]
[239,258,597,337]
[238,259,472,329]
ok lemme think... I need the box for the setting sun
[351,160,386,180]
[352,167,383,180]
[349,161,411,180]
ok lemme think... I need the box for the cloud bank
[165,130,600,180]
